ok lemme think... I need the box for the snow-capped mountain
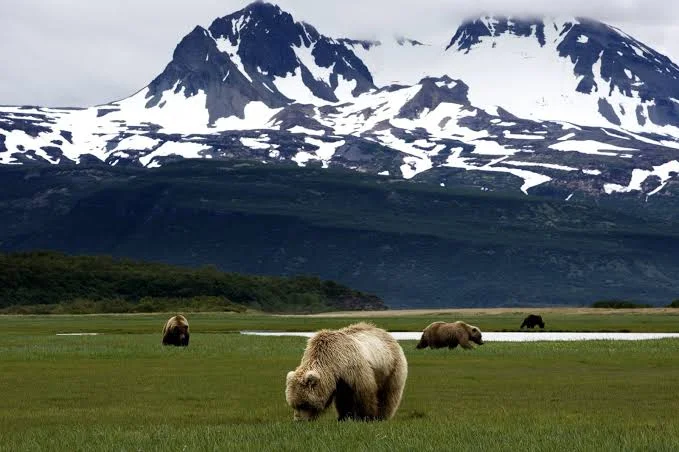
[143,1,374,122]
[2,2,679,200]
[444,17,679,132]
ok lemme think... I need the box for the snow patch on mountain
[292,138,344,168]
[344,38,448,87]
[116,135,160,151]
[1,129,58,164]
[549,140,638,156]
[240,137,271,149]
[139,141,211,168]
[604,160,679,195]
[214,102,282,130]
[288,125,325,135]
[113,85,211,134]
[443,150,551,194]
[319,85,422,135]
[504,160,578,171]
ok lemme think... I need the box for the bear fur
[285,322,408,422]
[416,321,484,350]
[162,314,190,346]
[520,314,545,329]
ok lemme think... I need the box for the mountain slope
[1,161,678,307]
[444,17,679,132]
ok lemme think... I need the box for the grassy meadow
[0,311,678,451]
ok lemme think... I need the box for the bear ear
[286,371,296,383]
[303,370,320,387]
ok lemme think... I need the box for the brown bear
[415,321,484,350]
[285,322,407,422]
[521,314,545,329]
[162,314,190,346]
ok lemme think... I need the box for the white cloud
[1,0,678,107]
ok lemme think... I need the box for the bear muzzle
[293,409,320,421]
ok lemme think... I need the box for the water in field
[240,331,679,341]
[55,333,100,336]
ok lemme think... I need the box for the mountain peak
[140,0,374,122]
[222,0,290,33]
[242,0,282,13]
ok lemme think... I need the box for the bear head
[468,324,484,345]
[285,369,334,421]
[173,322,190,346]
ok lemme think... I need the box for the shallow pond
[241,331,679,341]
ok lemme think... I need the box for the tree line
[0,251,386,314]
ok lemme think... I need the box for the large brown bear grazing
[162,315,190,346]
[416,321,483,350]
[285,322,408,422]
[521,314,545,329]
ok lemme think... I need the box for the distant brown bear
[416,321,484,350]
[285,322,408,422]
[521,314,545,329]
[162,315,190,346]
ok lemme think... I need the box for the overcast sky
[2,0,679,107]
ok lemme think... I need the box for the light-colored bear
[285,322,407,421]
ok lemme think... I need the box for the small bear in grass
[162,314,190,346]
[520,314,545,329]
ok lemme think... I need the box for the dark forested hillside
[0,251,385,313]
[1,161,678,307]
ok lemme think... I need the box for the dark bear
[520,314,545,329]
[162,314,190,346]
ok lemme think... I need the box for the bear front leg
[457,334,474,349]
[455,329,473,349]
[335,377,379,421]
[459,339,474,350]
[335,379,356,421]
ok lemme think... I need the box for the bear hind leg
[377,360,407,420]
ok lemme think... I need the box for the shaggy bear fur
[285,322,408,422]
[415,321,484,350]
[162,314,190,346]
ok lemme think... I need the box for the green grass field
[0,312,678,451]
[3,309,679,334]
